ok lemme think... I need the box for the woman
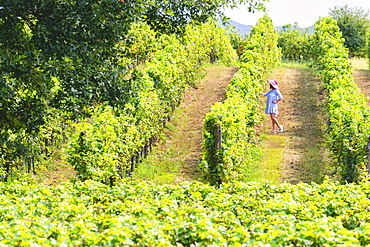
[263,79,283,133]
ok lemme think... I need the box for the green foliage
[311,17,370,183]
[329,4,370,58]
[228,31,248,57]
[67,106,129,182]
[241,15,281,70]
[0,0,149,180]
[145,35,188,110]
[2,180,370,245]
[143,0,268,34]
[201,95,261,184]
[201,15,280,185]
[278,24,311,61]
[121,22,158,66]
[184,19,238,66]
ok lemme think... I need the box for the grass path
[259,66,332,184]
[134,65,238,184]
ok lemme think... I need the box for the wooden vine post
[366,135,370,175]
[215,124,222,152]
[214,124,222,185]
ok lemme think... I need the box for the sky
[223,0,370,28]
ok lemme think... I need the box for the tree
[278,23,311,61]
[329,5,370,57]
[0,0,152,180]
[144,0,268,34]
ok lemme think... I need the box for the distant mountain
[228,20,315,35]
[229,20,252,35]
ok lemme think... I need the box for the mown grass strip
[257,62,332,184]
[256,133,285,183]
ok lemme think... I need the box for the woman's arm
[273,90,283,103]
[262,90,271,96]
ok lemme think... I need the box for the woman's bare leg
[270,113,282,131]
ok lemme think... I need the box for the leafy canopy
[144,0,268,34]
[329,4,370,57]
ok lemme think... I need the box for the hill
[229,20,252,34]
[228,20,315,35]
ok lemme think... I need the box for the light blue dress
[263,89,283,115]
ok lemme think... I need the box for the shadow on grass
[286,68,333,184]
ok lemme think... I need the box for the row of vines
[200,15,280,185]
[311,17,370,183]
[1,179,370,246]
